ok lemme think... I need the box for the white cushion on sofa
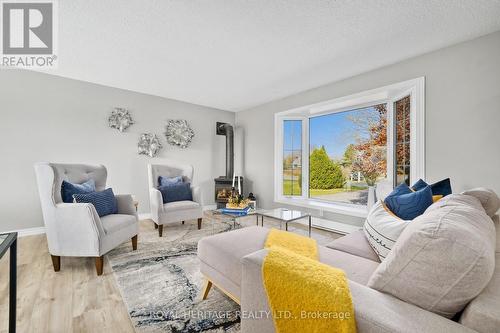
[363,201,410,261]
[368,194,496,318]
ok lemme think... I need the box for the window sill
[274,197,368,218]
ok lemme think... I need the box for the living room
[1,1,500,332]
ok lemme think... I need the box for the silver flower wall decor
[165,119,195,149]
[108,107,134,132]
[138,133,163,157]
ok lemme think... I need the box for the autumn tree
[350,104,387,186]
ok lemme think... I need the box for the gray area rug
[108,215,241,333]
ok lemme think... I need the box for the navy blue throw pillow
[73,188,118,217]
[388,183,413,198]
[384,185,433,220]
[158,175,183,187]
[61,179,96,203]
[159,182,193,204]
[412,178,452,197]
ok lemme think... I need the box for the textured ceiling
[43,0,500,111]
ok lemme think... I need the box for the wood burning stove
[214,176,243,209]
[214,122,243,208]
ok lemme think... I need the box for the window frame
[274,77,425,217]
[282,119,305,196]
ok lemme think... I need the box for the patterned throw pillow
[364,201,410,261]
[384,185,433,220]
[158,175,183,187]
[61,179,95,203]
[73,188,118,217]
[159,182,193,204]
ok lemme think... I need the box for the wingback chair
[34,163,139,276]
[148,162,203,237]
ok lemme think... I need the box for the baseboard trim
[7,206,219,235]
[4,226,46,237]
[203,204,217,211]
[138,205,216,221]
[138,213,151,220]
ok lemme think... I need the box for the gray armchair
[34,163,139,275]
[148,162,203,237]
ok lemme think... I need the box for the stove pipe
[216,122,234,179]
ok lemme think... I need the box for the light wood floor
[0,218,342,333]
[0,230,136,333]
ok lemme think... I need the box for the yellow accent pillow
[433,195,443,203]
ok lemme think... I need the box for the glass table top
[215,208,258,218]
[213,208,310,221]
[0,232,16,258]
[258,208,310,221]
[0,234,8,244]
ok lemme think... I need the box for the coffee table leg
[261,215,264,227]
[308,216,312,237]
[285,221,288,231]
[9,238,17,333]
[256,215,259,226]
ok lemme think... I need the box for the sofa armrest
[192,185,203,205]
[52,203,104,257]
[115,194,138,218]
[149,188,163,223]
[241,249,474,333]
[241,249,275,333]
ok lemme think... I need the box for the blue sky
[284,107,376,160]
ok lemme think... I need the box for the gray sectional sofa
[197,193,500,333]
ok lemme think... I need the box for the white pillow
[375,179,393,201]
[368,194,496,318]
[461,188,500,217]
[363,200,410,261]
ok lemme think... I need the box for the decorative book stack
[220,206,251,216]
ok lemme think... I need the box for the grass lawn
[284,180,366,196]
[283,179,302,195]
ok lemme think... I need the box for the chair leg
[95,256,104,276]
[131,235,138,250]
[154,221,158,229]
[198,218,202,230]
[51,255,60,272]
[201,279,213,300]
[158,224,163,237]
[182,220,185,225]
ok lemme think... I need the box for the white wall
[236,31,500,224]
[0,70,234,232]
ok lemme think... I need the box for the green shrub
[309,147,345,189]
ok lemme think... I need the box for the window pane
[396,143,410,166]
[283,120,302,196]
[309,104,387,205]
[395,96,411,186]
[396,165,410,186]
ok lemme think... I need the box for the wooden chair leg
[197,218,202,230]
[131,235,138,250]
[158,224,163,237]
[95,256,104,276]
[201,279,213,300]
[51,255,60,272]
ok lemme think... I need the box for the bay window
[275,78,425,216]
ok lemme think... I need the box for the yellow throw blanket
[263,229,357,333]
